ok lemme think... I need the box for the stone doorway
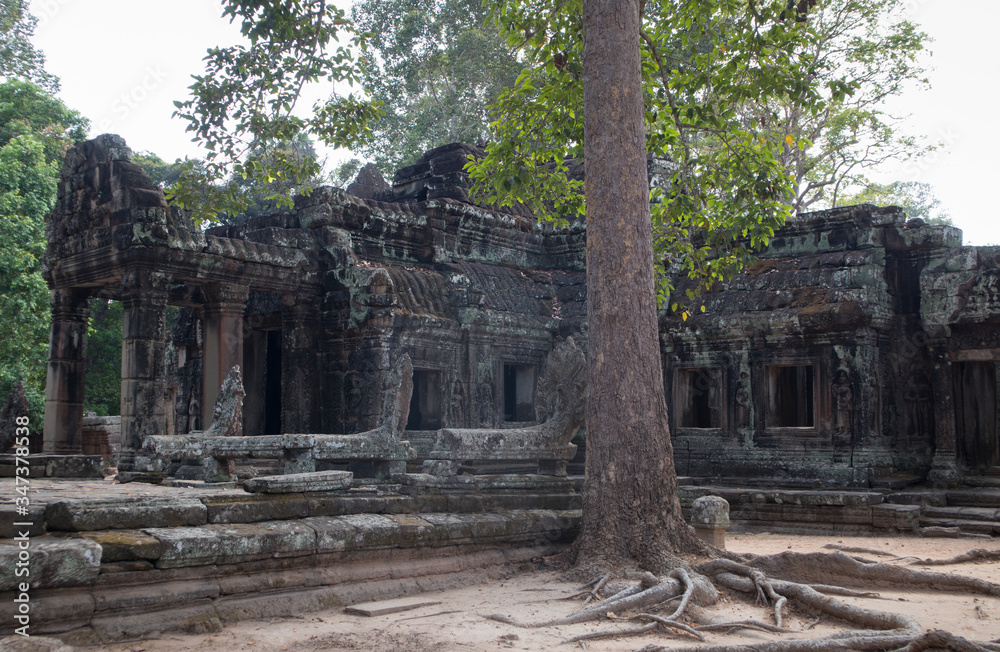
[954,361,999,470]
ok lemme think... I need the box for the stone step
[958,475,1000,489]
[946,489,1000,508]
[919,517,998,536]
[884,491,947,507]
[921,505,1000,521]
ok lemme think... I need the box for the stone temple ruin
[40,135,589,481]
[36,134,1000,489]
[1,134,999,641]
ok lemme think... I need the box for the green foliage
[171,0,383,223]
[840,180,952,225]
[468,0,834,313]
[0,133,55,422]
[0,79,88,162]
[0,0,57,92]
[223,133,327,224]
[0,80,88,425]
[755,0,931,211]
[351,0,522,174]
[131,151,187,188]
[84,299,123,417]
[331,157,362,188]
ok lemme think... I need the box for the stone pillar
[691,495,731,549]
[928,338,959,486]
[201,283,249,430]
[119,270,169,471]
[281,293,319,433]
[42,288,91,454]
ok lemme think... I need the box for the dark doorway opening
[407,370,442,430]
[263,330,282,435]
[768,364,815,428]
[955,361,998,470]
[503,363,536,422]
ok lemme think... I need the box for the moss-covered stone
[78,530,162,562]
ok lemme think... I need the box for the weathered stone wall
[662,205,1000,486]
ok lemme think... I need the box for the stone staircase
[886,485,1000,537]
[677,477,1000,538]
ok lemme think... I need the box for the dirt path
[96,534,1000,652]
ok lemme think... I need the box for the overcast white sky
[27,0,999,245]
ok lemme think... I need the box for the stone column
[119,270,170,471]
[42,288,91,454]
[201,283,249,429]
[928,338,959,486]
[281,293,319,433]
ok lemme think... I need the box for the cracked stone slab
[344,597,442,617]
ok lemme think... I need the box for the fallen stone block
[243,470,353,493]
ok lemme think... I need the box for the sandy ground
[94,534,1000,652]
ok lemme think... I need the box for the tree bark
[576,0,702,571]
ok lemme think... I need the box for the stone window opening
[407,369,443,430]
[503,363,537,422]
[767,364,815,428]
[675,368,722,429]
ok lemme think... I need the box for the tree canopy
[170,0,382,224]
[0,0,58,92]
[351,0,522,174]
[0,79,88,423]
[468,0,841,314]
[758,0,931,211]
[840,179,951,225]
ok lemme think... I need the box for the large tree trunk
[576,0,702,571]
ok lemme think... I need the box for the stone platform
[679,480,1000,538]
[0,474,580,644]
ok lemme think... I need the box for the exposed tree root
[808,584,881,598]
[910,549,1000,567]
[694,620,794,634]
[580,572,611,608]
[744,551,1000,596]
[485,568,719,629]
[824,543,900,558]
[631,613,705,641]
[564,621,658,644]
[487,550,997,652]
[634,629,993,651]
